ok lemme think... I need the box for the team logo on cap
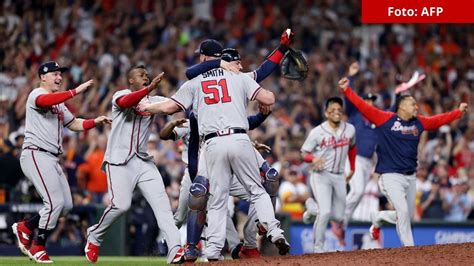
[43,67,48,72]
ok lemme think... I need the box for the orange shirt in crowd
[78,149,107,193]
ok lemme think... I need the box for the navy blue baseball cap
[363,93,378,101]
[38,61,68,77]
[195,39,223,57]
[221,48,241,62]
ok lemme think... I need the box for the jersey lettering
[201,79,232,105]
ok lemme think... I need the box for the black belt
[401,171,415,175]
[25,146,60,157]
[204,128,247,141]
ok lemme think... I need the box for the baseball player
[339,77,469,246]
[169,32,293,261]
[11,61,111,263]
[343,62,378,227]
[301,96,356,253]
[161,111,276,260]
[84,66,185,264]
[141,39,290,260]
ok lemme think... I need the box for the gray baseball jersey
[301,121,356,174]
[103,90,166,165]
[171,69,261,135]
[22,88,75,154]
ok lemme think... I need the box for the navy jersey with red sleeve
[342,87,462,174]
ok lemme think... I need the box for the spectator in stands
[77,130,108,204]
[420,177,445,219]
[442,177,471,222]
[278,166,310,219]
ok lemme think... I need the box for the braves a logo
[391,121,419,136]
[51,105,64,122]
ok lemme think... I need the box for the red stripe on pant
[89,164,115,233]
[31,151,53,230]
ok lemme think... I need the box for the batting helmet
[221,48,241,62]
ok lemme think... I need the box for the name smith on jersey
[202,68,224,78]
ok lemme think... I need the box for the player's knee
[188,175,209,211]
[52,198,65,212]
[114,201,132,214]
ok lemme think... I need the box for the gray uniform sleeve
[28,89,47,110]
[63,105,75,126]
[171,81,194,111]
[301,128,319,153]
[241,74,262,101]
[112,89,132,108]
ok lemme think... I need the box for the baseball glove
[280,48,308,81]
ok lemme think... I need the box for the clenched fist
[338,77,350,90]
[280,28,295,46]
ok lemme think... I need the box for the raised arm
[418,103,467,131]
[185,60,221,80]
[116,73,164,109]
[36,80,93,108]
[253,29,294,83]
[339,77,393,127]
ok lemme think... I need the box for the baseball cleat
[238,247,261,259]
[231,243,243,259]
[84,241,100,263]
[28,242,53,264]
[369,225,380,240]
[274,238,290,255]
[12,221,33,256]
[170,246,185,264]
[183,244,199,262]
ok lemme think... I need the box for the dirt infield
[207,243,474,265]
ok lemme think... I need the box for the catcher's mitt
[280,48,308,81]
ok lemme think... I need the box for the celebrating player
[339,77,469,246]
[12,61,111,263]
[140,38,290,260]
[301,97,356,253]
[84,66,185,264]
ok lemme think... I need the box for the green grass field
[0,256,169,266]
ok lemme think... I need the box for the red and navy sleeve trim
[250,87,263,101]
[170,97,186,111]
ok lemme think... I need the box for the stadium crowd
[0,0,473,253]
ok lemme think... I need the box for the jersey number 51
[201,79,232,105]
